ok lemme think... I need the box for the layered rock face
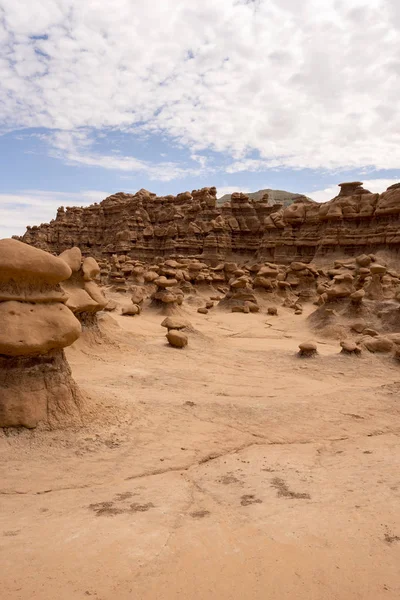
[0,239,83,428]
[18,182,400,263]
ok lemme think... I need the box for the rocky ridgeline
[17,181,400,262]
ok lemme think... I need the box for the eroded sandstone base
[0,350,84,429]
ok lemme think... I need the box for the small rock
[246,302,260,313]
[166,330,188,348]
[340,340,361,355]
[356,254,371,268]
[267,306,278,316]
[104,300,117,312]
[121,304,141,316]
[205,301,214,309]
[197,307,208,314]
[350,321,365,333]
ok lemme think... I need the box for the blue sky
[1,0,400,237]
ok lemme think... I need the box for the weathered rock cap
[0,301,81,356]
[0,238,72,284]
[59,247,82,272]
[161,317,191,331]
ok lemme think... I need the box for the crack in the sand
[2,430,398,496]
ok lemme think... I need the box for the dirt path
[1,304,400,599]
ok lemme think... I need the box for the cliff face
[17,182,400,263]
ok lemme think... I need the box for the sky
[1,0,400,237]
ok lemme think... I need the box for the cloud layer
[0,190,110,237]
[1,0,400,174]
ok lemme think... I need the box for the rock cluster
[59,248,108,328]
[17,182,400,263]
[0,239,83,428]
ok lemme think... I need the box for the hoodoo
[0,239,84,428]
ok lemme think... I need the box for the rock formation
[0,239,83,428]
[58,247,108,329]
[17,182,400,263]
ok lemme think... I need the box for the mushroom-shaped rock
[60,253,108,320]
[370,264,387,275]
[298,341,318,357]
[0,239,83,429]
[340,340,362,355]
[154,276,178,288]
[166,330,188,348]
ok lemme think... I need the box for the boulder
[362,336,393,353]
[58,247,82,272]
[82,257,100,281]
[122,304,141,316]
[166,330,188,348]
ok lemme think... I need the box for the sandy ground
[1,297,400,599]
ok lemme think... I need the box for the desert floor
[1,297,400,599]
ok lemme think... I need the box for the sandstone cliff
[17,182,400,263]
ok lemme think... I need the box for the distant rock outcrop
[217,188,311,206]
[17,182,400,263]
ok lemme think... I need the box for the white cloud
[0,0,399,172]
[44,131,206,181]
[217,186,251,198]
[306,178,400,202]
[0,190,110,238]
